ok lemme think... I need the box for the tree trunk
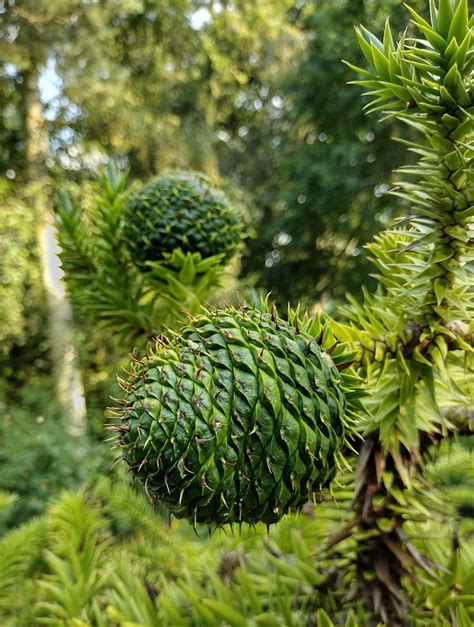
[23,65,87,434]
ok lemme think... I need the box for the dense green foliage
[243,0,425,305]
[0,68,23,175]
[0,478,472,626]
[0,402,96,527]
[0,181,45,354]
[429,439,474,518]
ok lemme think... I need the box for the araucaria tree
[326,0,473,620]
[56,1,473,625]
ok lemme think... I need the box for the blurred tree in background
[0,1,419,311]
[0,0,303,178]
[243,0,425,307]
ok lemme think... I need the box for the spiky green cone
[123,171,241,265]
[116,307,350,526]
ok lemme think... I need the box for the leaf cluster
[0,397,102,527]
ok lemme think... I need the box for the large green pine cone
[118,308,347,525]
[122,171,241,265]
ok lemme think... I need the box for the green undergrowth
[0,468,472,626]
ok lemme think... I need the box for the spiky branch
[324,1,473,622]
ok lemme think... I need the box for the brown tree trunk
[23,65,87,434]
